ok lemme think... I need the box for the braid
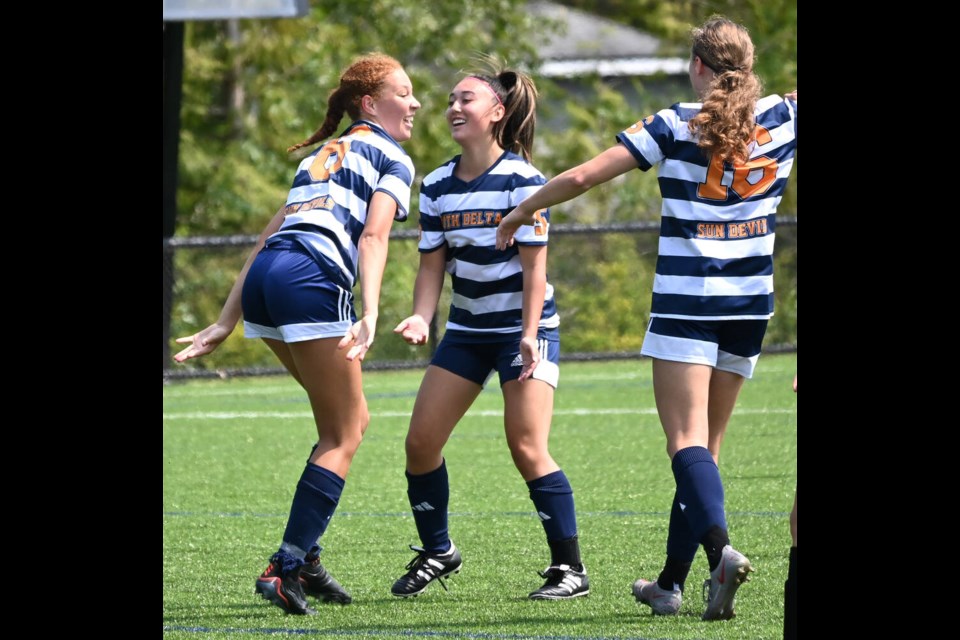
[287,53,401,154]
[287,89,347,153]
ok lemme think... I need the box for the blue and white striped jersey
[617,95,797,320]
[419,151,559,335]
[272,120,414,289]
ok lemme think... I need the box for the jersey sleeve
[417,184,445,253]
[375,155,415,222]
[615,107,682,172]
[511,173,550,246]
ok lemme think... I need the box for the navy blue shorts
[431,328,560,387]
[640,317,768,378]
[241,238,355,343]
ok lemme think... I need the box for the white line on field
[163,407,795,420]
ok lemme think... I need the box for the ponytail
[287,53,402,154]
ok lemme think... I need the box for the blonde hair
[288,53,402,153]
[467,56,539,162]
[687,17,763,164]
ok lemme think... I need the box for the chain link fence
[163,217,796,381]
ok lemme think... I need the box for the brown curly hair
[687,17,763,164]
[288,53,402,153]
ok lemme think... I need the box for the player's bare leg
[502,378,558,481]
[405,366,482,474]
[652,359,712,457]
[706,369,745,463]
[651,359,751,621]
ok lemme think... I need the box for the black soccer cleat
[254,557,317,615]
[528,564,590,600]
[300,556,352,604]
[391,543,462,597]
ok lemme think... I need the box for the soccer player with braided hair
[390,59,589,600]
[175,53,421,615]
[498,17,797,620]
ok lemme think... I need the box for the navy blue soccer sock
[279,463,344,559]
[701,525,731,571]
[672,446,728,567]
[658,492,698,592]
[528,470,580,566]
[406,460,451,553]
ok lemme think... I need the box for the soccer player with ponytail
[498,17,797,620]
[390,59,589,601]
[175,53,420,615]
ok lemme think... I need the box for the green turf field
[164,353,797,639]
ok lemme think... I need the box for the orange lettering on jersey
[303,195,333,212]
[697,223,725,239]
[697,120,779,200]
[726,218,769,238]
[308,139,352,182]
[441,213,460,229]
[439,211,510,231]
[280,195,334,217]
[731,156,777,199]
[753,124,773,146]
[625,114,655,134]
[697,154,728,201]
[698,122,779,201]
[532,209,548,236]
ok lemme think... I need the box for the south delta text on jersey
[439,209,546,232]
[441,210,502,229]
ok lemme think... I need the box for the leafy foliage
[169,0,796,369]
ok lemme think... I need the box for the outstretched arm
[341,191,398,362]
[174,207,286,362]
[497,144,638,249]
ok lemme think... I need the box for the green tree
[558,0,797,210]
[173,1,557,368]
[170,1,796,370]
[553,0,797,350]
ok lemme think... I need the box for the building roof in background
[163,0,308,20]
[530,1,686,78]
